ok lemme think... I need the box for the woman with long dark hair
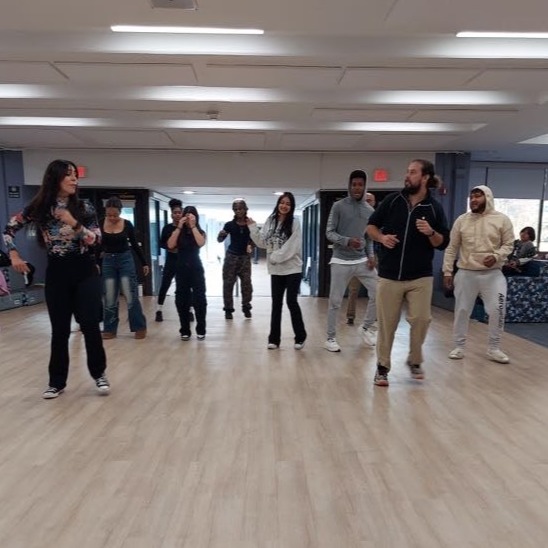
[167,205,207,340]
[247,192,307,349]
[100,196,149,339]
[3,159,110,399]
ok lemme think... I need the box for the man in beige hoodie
[442,185,514,363]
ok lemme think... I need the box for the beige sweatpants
[376,276,433,370]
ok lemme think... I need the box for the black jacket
[368,190,450,281]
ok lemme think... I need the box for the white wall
[22,149,433,190]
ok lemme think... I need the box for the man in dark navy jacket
[367,159,450,387]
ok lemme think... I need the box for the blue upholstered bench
[505,260,548,323]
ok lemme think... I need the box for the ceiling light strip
[111,25,264,35]
[0,116,483,133]
[457,31,548,39]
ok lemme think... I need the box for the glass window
[493,198,541,248]
[121,206,134,226]
[540,201,548,252]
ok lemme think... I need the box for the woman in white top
[248,192,307,349]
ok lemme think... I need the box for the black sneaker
[43,386,64,399]
[243,309,252,319]
[374,365,389,386]
[225,311,233,320]
[95,375,110,395]
[155,310,163,322]
[407,362,425,380]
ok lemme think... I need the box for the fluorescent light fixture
[343,122,484,132]
[457,31,548,39]
[111,25,264,35]
[371,91,514,106]
[166,120,282,130]
[0,116,482,133]
[142,87,279,103]
[0,85,51,99]
[183,190,195,195]
[273,192,284,196]
[0,117,103,127]
[519,134,548,145]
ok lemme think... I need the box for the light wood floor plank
[1,290,548,547]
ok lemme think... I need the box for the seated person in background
[502,226,537,276]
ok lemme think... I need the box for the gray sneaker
[43,387,64,399]
[95,375,110,395]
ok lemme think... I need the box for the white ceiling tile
[79,129,175,147]
[202,64,342,88]
[280,133,361,149]
[54,63,197,85]
[408,109,518,123]
[357,134,458,150]
[167,131,266,149]
[339,68,480,89]
[467,69,548,90]
[0,128,86,147]
[0,61,67,84]
[311,108,415,122]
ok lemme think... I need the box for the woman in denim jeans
[100,197,149,339]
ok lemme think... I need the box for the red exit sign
[373,169,389,182]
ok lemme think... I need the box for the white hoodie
[248,217,303,276]
[443,185,514,274]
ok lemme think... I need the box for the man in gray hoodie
[443,185,514,363]
[324,170,377,352]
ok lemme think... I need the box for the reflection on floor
[505,322,548,349]
[164,257,311,301]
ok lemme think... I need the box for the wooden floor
[1,289,548,547]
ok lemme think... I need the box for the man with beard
[367,159,450,386]
[217,199,254,319]
[324,170,378,352]
[442,186,514,363]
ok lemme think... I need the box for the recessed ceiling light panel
[457,31,548,38]
[111,25,264,35]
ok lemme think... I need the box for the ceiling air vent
[150,0,198,9]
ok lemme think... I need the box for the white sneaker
[448,348,465,360]
[95,375,110,395]
[324,338,341,352]
[487,348,510,364]
[294,341,305,350]
[361,327,377,347]
[267,343,279,349]
[43,387,64,399]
